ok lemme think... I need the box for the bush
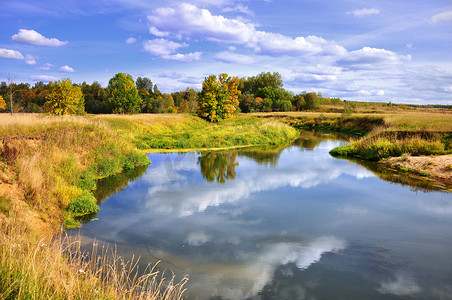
[78,170,97,190]
[67,191,99,216]
[122,152,150,170]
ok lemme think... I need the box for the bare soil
[385,154,452,187]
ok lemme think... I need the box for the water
[72,133,452,299]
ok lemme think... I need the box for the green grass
[136,115,300,150]
[330,129,451,161]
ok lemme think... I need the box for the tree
[0,95,5,111]
[108,73,141,114]
[45,79,84,115]
[239,72,283,95]
[179,99,190,113]
[186,88,199,112]
[160,94,175,112]
[136,77,153,92]
[303,92,319,110]
[198,73,240,122]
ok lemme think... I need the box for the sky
[1,0,452,104]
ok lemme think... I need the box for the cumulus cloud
[12,29,68,47]
[59,65,75,72]
[146,3,347,59]
[31,75,58,82]
[143,38,187,56]
[214,51,255,64]
[347,8,380,17]
[126,37,137,44]
[378,273,421,296]
[166,52,202,62]
[336,47,410,68]
[431,10,452,23]
[185,231,211,246]
[143,38,201,62]
[0,48,24,59]
[24,54,38,65]
[147,3,255,43]
[37,63,54,70]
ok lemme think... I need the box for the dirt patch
[385,154,452,186]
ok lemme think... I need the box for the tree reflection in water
[198,151,238,183]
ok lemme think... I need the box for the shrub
[67,191,99,216]
[122,152,150,170]
[78,170,96,190]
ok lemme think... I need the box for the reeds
[0,217,188,299]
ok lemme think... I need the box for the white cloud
[126,37,137,44]
[347,8,380,18]
[12,29,68,47]
[142,38,201,62]
[164,52,202,62]
[214,51,255,64]
[147,3,347,59]
[431,10,452,23]
[147,3,255,43]
[444,86,452,93]
[378,273,421,296]
[336,47,410,69]
[0,48,24,59]
[377,90,385,96]
[59,65,75,73]
[37,63,54,70]
[143,38,187,56]
[24,54,38,65]
[223,4,253,16]
[185,231,211,246]
[31,75,58,82]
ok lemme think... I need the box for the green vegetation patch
[67,190,99,217]
[330,130,452,161]
[136,116,299,150]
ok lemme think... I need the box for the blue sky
[1,0,452,104]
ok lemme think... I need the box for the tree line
[0,72,345,120]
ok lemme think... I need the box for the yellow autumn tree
[198,73,240,122]
[0,95,6,111]
[45,79,84,115]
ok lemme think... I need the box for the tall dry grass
[0,217,188,299]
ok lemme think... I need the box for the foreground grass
[0,113,298,299]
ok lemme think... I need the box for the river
[71,132,452,299]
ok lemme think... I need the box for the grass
[135,115,299,150]
[0,217,187,299]
[0,112,298,299]
[326,110,452,161]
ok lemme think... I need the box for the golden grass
[0,217,188,299]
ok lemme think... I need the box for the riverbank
[251,110,452,189]
[0,113,298,299]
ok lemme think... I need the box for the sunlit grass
[0,217,187,299]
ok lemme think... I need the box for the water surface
[73,133,452,299]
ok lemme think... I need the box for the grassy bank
[0,113,298,299]
[328,111,452,161]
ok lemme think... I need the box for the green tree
[198,74,240,122]
[303,92,320,110]
[186,88,199,112]
[136,77,153,92]
[45,79,84,115]
[239,72,283,95]
[160,94,175,112]
[108,73,141,114]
